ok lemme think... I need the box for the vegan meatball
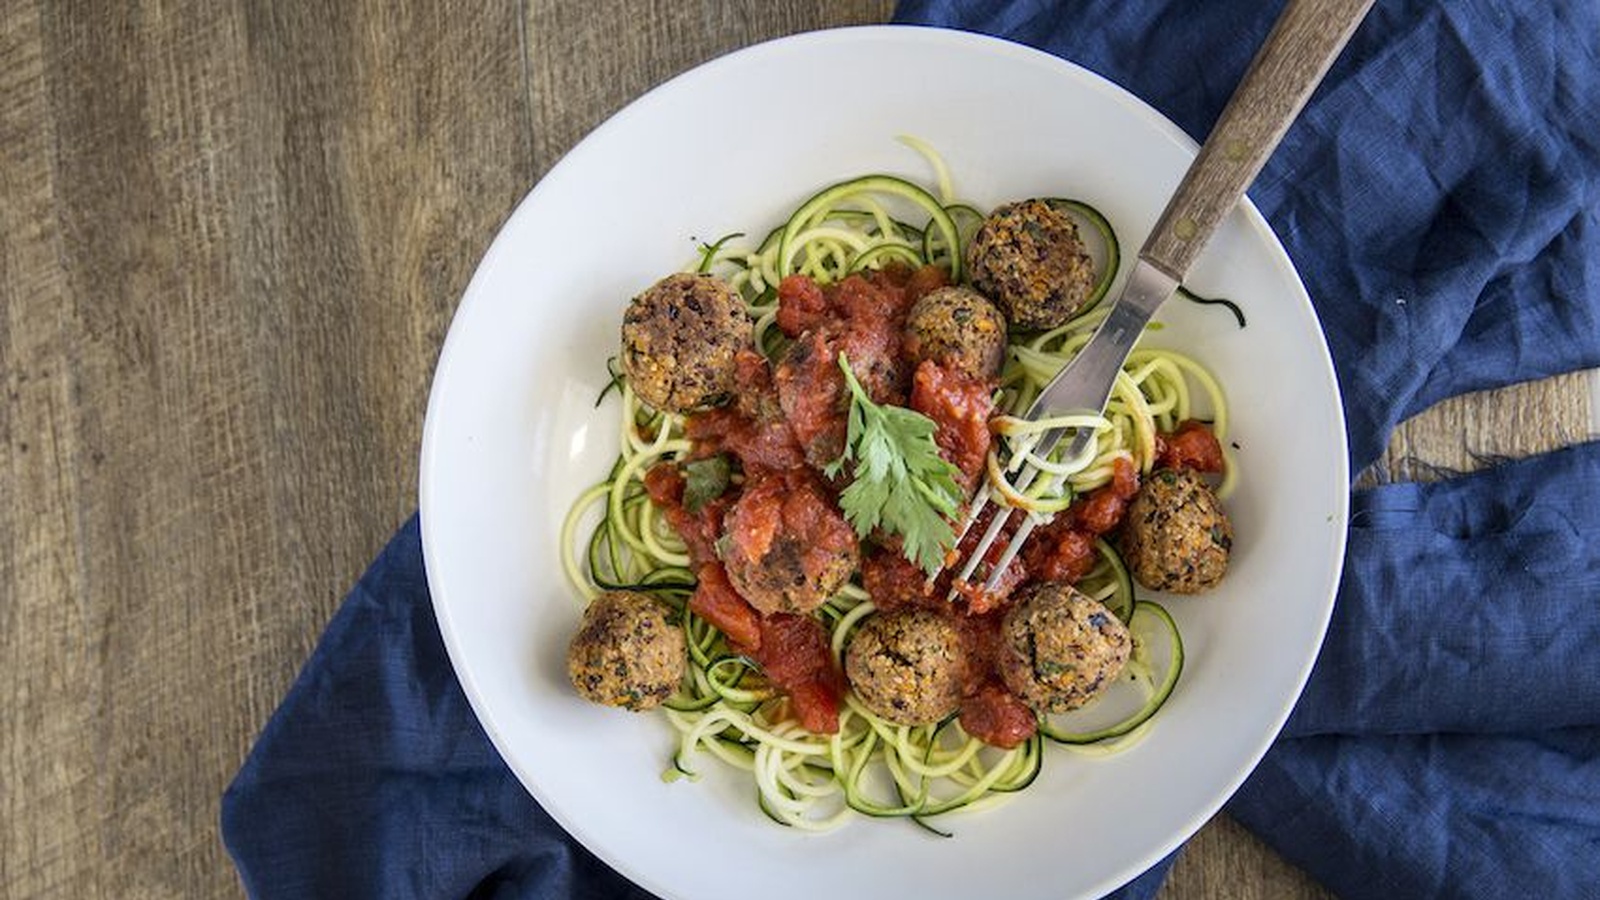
[1119,466,1233,593]
[845,608,967,726]
[566,590,686,711]
[965,199,1097,330]
[720,470,860,616]
[620,272,751,413]
[903,285,1009,381]
[998,582,1130,714]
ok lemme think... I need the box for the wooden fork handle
[1141,0,1374,280]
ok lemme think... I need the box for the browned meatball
[719,470,859,616]
[965,199,1096,329]
[620,272,751,413]
[773,329,851,469]
[998,582,1130,714]
[903,285,1009,381]
[845,608,967,726]
[1119,466,1233,593]
[566,590,686,711]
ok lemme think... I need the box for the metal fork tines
[948,261,1178,597]
[945,0,1376,597]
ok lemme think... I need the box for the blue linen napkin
[222,1,1600,897]
[222,515,654,900]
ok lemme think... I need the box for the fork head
[946,425,1098,600]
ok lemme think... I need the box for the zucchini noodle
[560,143,1232,831]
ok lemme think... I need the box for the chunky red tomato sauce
[960,680,1039,750]
[645,265,1219,746]
[643,465,728,568]
[771,267,943,467]
[751,613,846,734]
[950,613,1035,748]
[1157,419,1225,473]
[649,266,951,735]
[1022,455,1142,585]
[689,562,762,651]
[910,359,994,493]
[684,349,806,472]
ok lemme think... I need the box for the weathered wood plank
[1371,371,1595,484]
[1,5,103,897]
[524,0,894,177]
[3,0,532,896]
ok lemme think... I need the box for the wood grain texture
[1367,370,1595,485]
[0,2,1588,899]
[3,0,532,896]
[524,0,892,177]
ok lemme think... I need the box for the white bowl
[421,24,1348,900]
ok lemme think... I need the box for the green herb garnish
[823,353,962,576]
[682,454,732,513]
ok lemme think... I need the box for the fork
[949,0,1375,594]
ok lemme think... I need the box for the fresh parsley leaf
[682,455,731,513]
[828,353,962,576]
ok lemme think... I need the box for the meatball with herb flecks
[719,469,859,617]
[566,590,686,711]
[903,285,1009,381]
[620,272,751,413]
[998,582,1130,714]
[965,199,1096,329]
[1119,466,1233,593]
[845,608,967,726]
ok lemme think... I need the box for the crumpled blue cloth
[222,515,655,900]
[222,1,1600,898]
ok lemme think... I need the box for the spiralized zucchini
[559,140,1235,831]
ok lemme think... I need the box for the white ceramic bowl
[421,25,1348,900]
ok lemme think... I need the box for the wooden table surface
[3,2,1593,898]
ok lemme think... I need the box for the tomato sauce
[774,265,937,467]
[946,613,1036,748]
[750,613,845,734]
[643,464,729,568]
[689,562,763,652]
[861,512,1027,618]
[1023,527,1098,585]
[909,359,995,493]
[646,263,1094,744]
[1156,419,1225,473]
[775,275,828,337]
[685,349,806,473]
[1073,456,1141,535]
[946,505,1028,614]
[860,547,935,612]
[1021,457,1140,584]
[772,330,850,468]
[719,468,857,616]
[960,680,1038,749]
